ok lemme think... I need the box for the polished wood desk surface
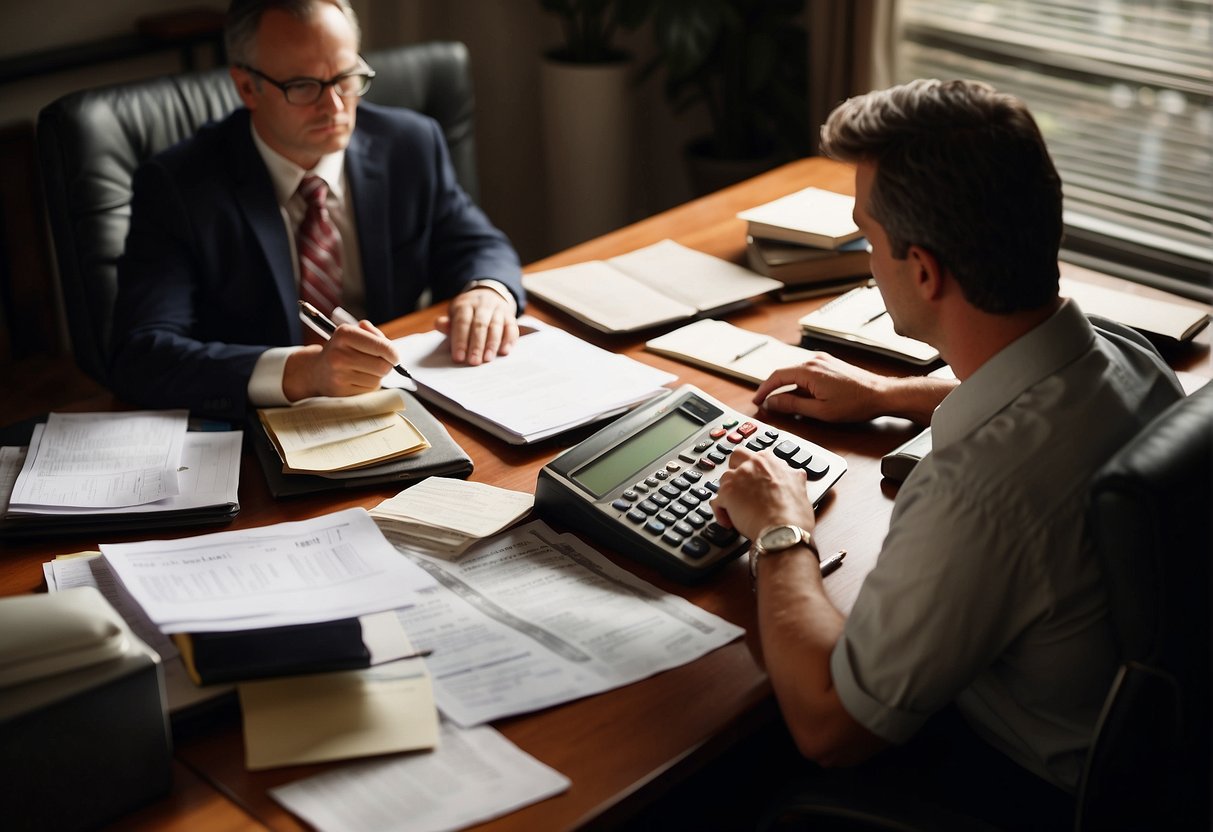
[4,157,1210,832]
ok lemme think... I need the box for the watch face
[761,525,802,551]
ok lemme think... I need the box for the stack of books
[737,187,873,301]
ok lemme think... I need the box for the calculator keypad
[607,414,834,567]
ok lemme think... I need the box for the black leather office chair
[1078,379,1212,831]
[36,41,479,386]
[759,380,1213,832]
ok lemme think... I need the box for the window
[897,0,1212,299]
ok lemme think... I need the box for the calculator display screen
[573,409,702,497]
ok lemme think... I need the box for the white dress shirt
[245,124,516,406]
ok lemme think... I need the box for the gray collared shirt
[830,299,1183,790]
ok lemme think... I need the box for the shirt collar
[932,298,1096,449]
[250,122,346,206]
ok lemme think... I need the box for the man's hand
[754,352,955,426]
[282,321,400,401]
[436,288,519,365]
[713,448,817,540]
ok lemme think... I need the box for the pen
[732,340,767,362]
[819,549,846,577]
[298,300,413,380]
[863,309,888,325]
[400,649,434,660]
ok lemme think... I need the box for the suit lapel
[346,125,392,318]
[225,114,302,342]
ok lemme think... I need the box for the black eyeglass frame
[235,61,376,105]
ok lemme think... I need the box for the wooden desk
[4,157,1209,831]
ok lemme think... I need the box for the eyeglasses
[236,62,376,105]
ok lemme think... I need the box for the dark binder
[173,618,370,685]
[251,389,473,497]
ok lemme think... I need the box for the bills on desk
[99,508,436,634]
[8,410,189,510]
[385,317,676,444]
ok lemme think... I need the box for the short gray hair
[225,0,361,66]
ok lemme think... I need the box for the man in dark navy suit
[111,0,524,420]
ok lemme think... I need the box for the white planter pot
[540,55,634,252]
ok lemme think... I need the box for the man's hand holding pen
[283,316,404,402]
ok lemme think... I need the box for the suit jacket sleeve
[352,107,524,315]
[109,115,296,421]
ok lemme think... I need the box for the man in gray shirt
[712,79,1182,824]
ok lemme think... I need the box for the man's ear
[905,244,946,301]
[230,67,259,110]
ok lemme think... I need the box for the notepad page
[646,319,817,385]
[606,239,781,310]
[1060,277,1210,341]
[800,286,939,363]
[522,259,695,332]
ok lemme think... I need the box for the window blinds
[898,0,1212,296]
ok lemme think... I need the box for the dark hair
[225,0,360,66]
[820,79,1063,314]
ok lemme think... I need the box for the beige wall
[0,0,707,265]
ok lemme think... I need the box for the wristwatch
[749,524,818,588]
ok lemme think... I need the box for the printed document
[9,410,188,509]
[383,520,745,727]
[271,721,569,832]
[6,428,240,516]
[100,508,437,633]
[386,318,675,443]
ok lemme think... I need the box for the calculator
[535,384,847,583]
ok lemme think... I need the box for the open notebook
[522,239,781,333]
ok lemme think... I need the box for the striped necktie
[297,175,343,319]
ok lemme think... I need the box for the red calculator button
[726,431,744,443]
[709,428,727,439]
[738,422,758,437]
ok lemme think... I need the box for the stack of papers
[99,508,436,634]
[369,477,534,558]
[386,318,676,444]
[10,410,189,509]
[1,412,241,536]
[258,389,429,474]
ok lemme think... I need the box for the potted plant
[541,0,651,63]
[645,0,811,194]
[537,0,652,250]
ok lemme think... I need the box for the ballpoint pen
[732,340,767,362]
[863,309,888,325]
[298,300,413,380]
[819,549,846,577]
